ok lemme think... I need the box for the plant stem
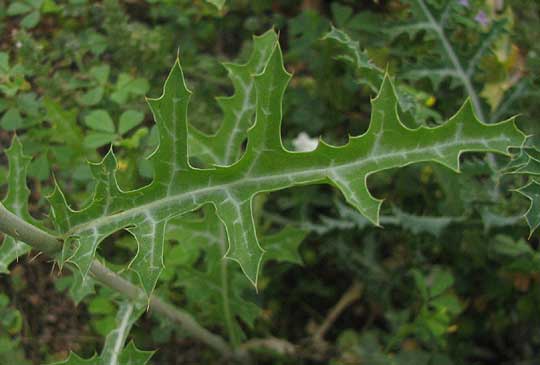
[218,226,240,347]
[0,202,235,359]
[89,260,234,357]
[0,203,59,254]
[416,0,486,122]
[312,281,363,343]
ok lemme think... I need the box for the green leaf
[44,98,84,147]
[69,268,96,304]
[165,205,305,343]
[118,110,144,135]
[311,200,465,237]
[49,30,525,298]
[0,138,34,273]
[385,0,508,122]
[28,0,44,8]
[20,10,40,29]
[51,300,152,365]
[42,0,62,13]
[84,132,117,149]
[429,269,454,298]
[88,297,116,315]
[412,269,429,300]
[262,226,306,265]
[189,29,278,165]
[49,353,98,365]
[84,110,115,132]
[322,26,383,92]
[205,0,225,10]
[0,53,9,72]
[166,207,260,344]
[7,2,32,16]
[506,148,540,235]
[493,235,533,257]
[117,128,148,149]
[80,87,105,106]
[516,180,540,235]
[391,207,460,237]
[331,3,353,27]
[28,153,50,181]
[100,302,150,365]
[0,108,23,130]
[110,75,149,104]
[90,65,110,85]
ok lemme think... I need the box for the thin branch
[0,203,59,254]
[312,281,363,343]
[0,202,236,359]
[240,337,297,356]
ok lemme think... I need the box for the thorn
[29,251,43,264]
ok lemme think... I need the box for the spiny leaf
[390,207,462,237]
[508,149,540,175]
[481,209,523,233]
[262,226,306,265]
[69,268,97,305]
[322,26,440,127]
[49,29,524,297]
[51,353,98,365]
[189,29,278,166]
[322,26,383,92]
[166,206,306,343]
[51,300,152,365]
[516,180,540,236]
[0,136,34,273]
[312,201,464,238]
[385,0,509,121]
[505,146,540,235]
[101,301,150,365]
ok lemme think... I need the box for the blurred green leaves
[0,1,538,364]
[0,294,29,365]
[83,109,146,148]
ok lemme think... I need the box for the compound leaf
[49,29,525,297]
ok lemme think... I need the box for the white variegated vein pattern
[47,29,525,297]
[101,301,145,365]
[51,300,152,365]
[0,137,34,273]
[507,148,540,234]
[389,0,508,122]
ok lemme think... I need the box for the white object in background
[292,132,319,152]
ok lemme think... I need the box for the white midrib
[69,135,510,234]
[1,172,28,265]
[222,49,272,165]
[107,303,133,365]
[0,239,27,267]
[223,82,253,164]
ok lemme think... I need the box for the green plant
[0,293,29,365]
[0,26,527,364]
[6,0,60,29]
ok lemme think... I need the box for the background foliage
[0,0,539,364]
